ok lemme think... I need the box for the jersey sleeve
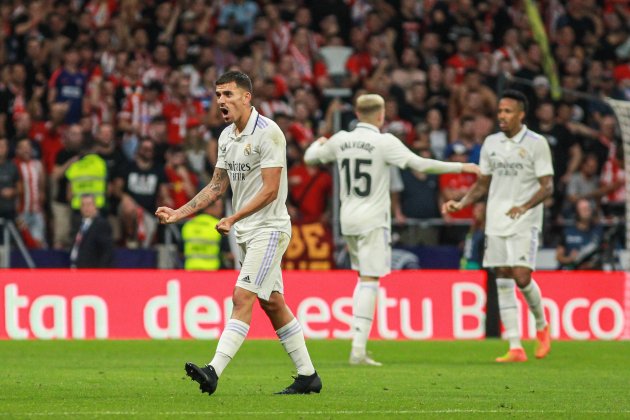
[382,134,415,169]
[479,140,492,176]
[304,135,338,164]
[534,137,554,177]
[215,130,229,169]
[383,134,462,173]
[260,125,286,168]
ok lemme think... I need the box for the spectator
[218,0,260,37]
[162,75,204,146]
[556,198,603,270]
[399,81,429,126]
[211,26,238,74]
[439,143,477,221]
[48,45,87,124]
[142,43,172,85]
[65,137,108,220]
[439,143,478,245]
[69,194,114,268]
[164,145,198,210]
[394,147,441,246]
[0,63,32,140]
[116,138,171,248]
[564,153,602,219]
[382,97,414,146]
[425,109,448,161]
[599,145,625,218]
[287,152,333,224]
[51,124,83,249]
[14,138,46,248]
[181,199,232,270]
[118,80,164,156]
[448,69,497,125]
[445,116,482,164]
[0,137,19,227]
[531,101,582,218]
[445,32,477,84]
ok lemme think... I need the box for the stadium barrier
[1,270,627,340]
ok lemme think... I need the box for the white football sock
[519,279,547,330]
[276,318,315,376]
[351,280,379,357]
[209,319,249,377]
[496,278,521,350]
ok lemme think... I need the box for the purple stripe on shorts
[255,232,279,286]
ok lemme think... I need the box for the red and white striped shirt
[14,158,44,213]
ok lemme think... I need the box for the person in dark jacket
[70,194,114,268]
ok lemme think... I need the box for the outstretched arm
[155,168,229,224]
[406,154,480,175]
[442,174,491,214]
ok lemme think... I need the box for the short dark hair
[500,89,529,115]
[216,71,253,93]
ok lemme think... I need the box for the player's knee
[258,297,280,314]
[232,289,256,314]
[513,267,532,288]
[495,267,512,278]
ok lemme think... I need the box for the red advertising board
[0,270,627,340]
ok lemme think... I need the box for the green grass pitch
[1,339,629,418]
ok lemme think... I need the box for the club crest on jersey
[518,147,527,158]
[244,144,252,156]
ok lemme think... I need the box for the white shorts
[236,231,290,301]
[483,227,539,269]
[345,227,391,278]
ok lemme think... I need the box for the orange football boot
[535,325,551,359]
[495,348,528,363]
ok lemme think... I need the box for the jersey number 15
[341,158,372,197]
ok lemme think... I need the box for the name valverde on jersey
[479,125,554,236]
[304,122,463,235]
[216,107,291,242]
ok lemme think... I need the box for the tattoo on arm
[180,169,228,217]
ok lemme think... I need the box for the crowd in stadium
[0,0,628,256]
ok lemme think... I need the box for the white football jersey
[479,125,554,236]
[305,122,445,235]
[216,107,291,242]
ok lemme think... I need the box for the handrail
[0,218,36,268]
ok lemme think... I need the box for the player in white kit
[442,90,553,362]
[305,94,480,366]
[156,71,321,395]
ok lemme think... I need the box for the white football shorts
[483,227,540,269]
[345,227,391,278]
[236,231,290,301]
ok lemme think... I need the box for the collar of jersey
[503,124,528,143]
[356,122,380,133]
[228,106,259,140]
